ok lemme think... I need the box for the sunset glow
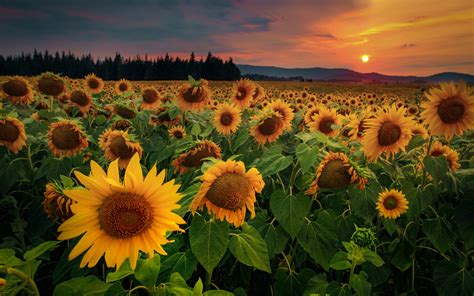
[361,55,370,63]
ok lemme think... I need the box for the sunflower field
[0,74,473,296]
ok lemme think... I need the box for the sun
[361,55,370,63]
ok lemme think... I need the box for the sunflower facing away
[308,107,342,137]
[176,78,211,112]
[57,153,185,270]
[232,79,256,109]
[1,76,35,105]
[420,81,474,140]
[140,87,162,110]
[172,140,222,174]
[362,105,415,162]
[69,89,93,114]
[115,79,132,95]
[214,103,242,135]
[250,108,285,145]
[48,120,89,157]
[44,181,75,222]
[0,117,27,154]
[37,73,66,97]
[84,73,104,94]
[190,160,265,227]
[376,189,409,219]
[100,130,143,169]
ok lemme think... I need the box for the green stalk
[1,266,40,296]
[421,136,434,188]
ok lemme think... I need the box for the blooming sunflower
[250,109,285,145]
[308,107,342,137]
[44,181,75,221]
[100,130,143,169]
[1,76,35,105]
[169,125,186,139]
[69,89,93,114]
[305,152,367,196]
[362,105,415,162]
[268,99,294,131]
[411,123,429,139]
[141,87,161,110]
[190,160,265,227]
[47,120,89,157]
[176,78,211,112]
[172,140,222,174]
[57,153,185,270]
[0,117,27,154]
[304,105,322,126]
[376,189,409,219]
[252,83,265,103]
[37,73,66,97]
[346,108,372,141]
[115,79,132,95]
[427,141,460,171]
[84,74,104,94]
[213,103,241,136]
[420,81,474,140]
[232,79,256,109]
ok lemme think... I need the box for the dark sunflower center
[317,159,352,189]
[99,193,153,238]
[408,107,418,114]
[70,91,90,106]
[119,83,128,92]
[182,145,219,168]
[115,106,136,119]
[3,80,28,97]
[206,173,251,210]
[157,110,171,121]
[110,136,135,159]
[0,121,20,142]
[51,125,81,150]
[183,87,205,103]
[377,121,402,146]
[143,90,159,103]
[437,97,465,124]
[173,130,184,139]
[319,117,335,134]
[88,79,100,89]
[220,112,233,126]
[38,77,65,96]
[430,149,444,157]
[236,88,247,101]
[111,120,132,131]
[383,195,398,210]
[258,116,281,136]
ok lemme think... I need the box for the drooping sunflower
[47,120,89,157]
[420,81,474,140]
[100,130,143,169]
[305,152,367,196]
[114,103,137,119]
[0,117,27,154]
[84,73,104,94]
[44,181,75,222]
[308,107,342,137]
[169,125,186,139]
[37,73,66,97]
[250,109,285,145]
[427,141,460,171]
[1,76,35,105]
[176,78,211,112]
[69,89,93,114]
[213,103,241,136]
[172,140,222,174]
[232,79,256,109]
[115,79,132,95]
[362,105,415,162]
[268,99,294,131]
[140,87,161,110]
[57,153,185,270]
[376,189,409,219]
[190,160,265,227]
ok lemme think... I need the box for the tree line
[0,51,241,81]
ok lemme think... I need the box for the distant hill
[238,64,474,83]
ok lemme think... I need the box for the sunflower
[427,141,460,171]
[308,107,342,137]
[84,74,104,94]
[268,99,294,131]
[150,107,180,126]
[362,105,415,162]
[346,108,372,141]
[304,105,322,125]
[407,105,419,116]
[44,181,75,221]
[213,103,241,135]
[57,153,185,270]
[172,140,222,174]
[176,79,211,112]
[305,152,367,196]
[115,79,132,95]
[411,123,429,139]
[190,160,265,227]
[47,120,89,157]
[140,87,161,110]
[1,76,35,105]
[69,89,93,114]
[420,81,474,140]
[169,125,186,139]
[252,83,265,102]
[376,189,409,219]
[0,117,27,154]
[111,119,133,131]
[232,79,256,109]
[115,104,136,119]
[101,130,143,169]
[250,109,285,145]
[37,73,66,97]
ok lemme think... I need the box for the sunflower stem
[49,95,54,112]
[411,256,416,291]
[421,136,434,188]
[288,163,300,196]
[205,269,213,289]
[27,145,34,170]
[1,266,40,296]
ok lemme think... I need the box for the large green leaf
[53,276,112,296]
[389,238,415,272]
[24,241,61,262]
[229,223,271,273]
[106,260,134,283]
[254,145,293,177]
[258,223,289,256]
[135,255,161,287]
[189,215,229,274]
[349,183,381,221]
[270,191,311,238]
[159,250,198,281]
[0,248,23,267]
[422,217,456,253]
[296,143,320,173]
[423,155,450,184]
[329,252,351,270]
[350,272,371,296]
[455,198,474,250]
[434,260,474,296]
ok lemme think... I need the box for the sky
[1,0,473,76]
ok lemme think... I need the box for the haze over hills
[238,64,474,83]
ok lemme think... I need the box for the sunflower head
[47,119,89,157]
[114,101,137,119]
[101,130,143,169]
[69,89,93,110]
[111,119,133,131]
[176,77,211,112]
[172,140,222,174]
[376,189,409,219]
[37,73,66,96]
[115,79,132,95]
[214,103,242,136]
[232,78,256,109]
[190,160,265,227]
[2,76,35,105]
[44,179,76,221]
[428,141,460,171]
[0,117,27,154]
[141,87,161,110]
[169,125,186,139]
[268,99,294,131]
[308,107,341,137]
[250,108,285,145]
[84,73,104,94]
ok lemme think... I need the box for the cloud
[400,43,416,48]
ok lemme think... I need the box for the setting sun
[361,55,370,63]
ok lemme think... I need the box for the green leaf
[193,278,203,296]
[0,249,24,267]
[422,217,456,253]
[258,223,289,256]
[106,259,134,283]
[191,124,201,136]
[423,155,450,184]
[273,270,305,296]
[296,143,319,173]
[189,215,229,274]
[361,249,384,267]
[349,183,381,221]
[135,255,161,287]
[229,223,271,273]
[254,145,293,177]
[304,274,329,296]
[329,252,351,270]
[24,241,60,262]
[297,211,338,271]
[270,191,311,238]
[434,260,474,296]
[160,250,198,281]
[53,275,112,296]
[389,238,415,272]
[203,290,234,296]
[350,272,371,296]
[455,198,474,250]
